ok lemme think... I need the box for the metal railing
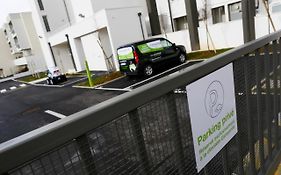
[2,30,281,175]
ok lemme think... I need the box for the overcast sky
[0,0,31,26]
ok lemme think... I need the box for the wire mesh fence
[3,34,281,175]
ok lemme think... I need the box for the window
[42,16,51,32]
[14,37,20,49]
[174,16,188,31]
[212,6,225,24]
[228,2,242,21]
[117,47,133,60]
[37,0,44,10]
[272,4,281,13]
[137,40,164,54]
[160,39,172,48]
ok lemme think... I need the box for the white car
[46,67,67,85]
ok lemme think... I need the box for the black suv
[117,38,187,76]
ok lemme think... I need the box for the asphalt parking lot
[0,60,203,144]
[0,83,123,143]
[0,80,27,94]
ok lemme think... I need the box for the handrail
[1,30,281,174]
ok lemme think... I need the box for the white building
[2,12,47,75]
[29,0,281,73]
[154,0,281,51]
[29,0,150,73]
[0,29,15,77]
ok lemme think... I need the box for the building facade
[0,29,15,77]
[29,0,281,73]
[29,0,151,73]
[2,12,47,75]
[153,0,281,51]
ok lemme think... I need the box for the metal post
[264,44,273,159]
[167,92,185,174]
[242,0,256,43]
[76,135,97,175]
[138,12,145,40]
[65,34,77,71]
[273,40,279,149]
[128,110,151,174]
[222,147,229,175]
[243,56,256,174]
[85,60,93,87]
[48,42,57,66]
[279,37,281,143]
[255,49,265,173]
[167,0,175,32]
[236,133,245,175]
[146,0,161,35]
[185,0,200,51]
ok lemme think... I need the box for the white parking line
[19,84,26,87]
[45,110,67,119]
[0,89,7,93]
[95,87,132,92]
[10,86,17,90]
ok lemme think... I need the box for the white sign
[186,63,238,172]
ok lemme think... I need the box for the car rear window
[117,47,134,60]
[137,40,164,54]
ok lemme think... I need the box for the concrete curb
[72,75,125,90]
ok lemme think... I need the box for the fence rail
[2,30,281,174]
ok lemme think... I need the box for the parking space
[0,81,123,143]
[96,60,204,91]
[35,76,87,87]
[0,80,27,94]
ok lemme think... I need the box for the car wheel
[179,53,187,64]
[144,65,153,76]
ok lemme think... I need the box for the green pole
[85,60,93,87]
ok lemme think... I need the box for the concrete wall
[28,0,56,69]
[52,43,75,73]
[20,12,47,72]
[81,32,108,71]
[39,0,70,32]
[67,0,94,23]
[0,30,15,77]
[91,0,148,14]
[106,7,148,69]
[8,13,31,50]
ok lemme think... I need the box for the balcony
[14,57,27,66]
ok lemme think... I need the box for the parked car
[46,67,67,85]
[117,38,187,76]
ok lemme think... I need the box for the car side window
[160,39,172,48]
[137,40,163,54]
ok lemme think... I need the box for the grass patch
[187,48,233,60]
[18,72,47,82]
[66,72,87,77]
[77,71,123,87]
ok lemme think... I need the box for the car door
[137,40,163,63]
[160,39,178,61]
